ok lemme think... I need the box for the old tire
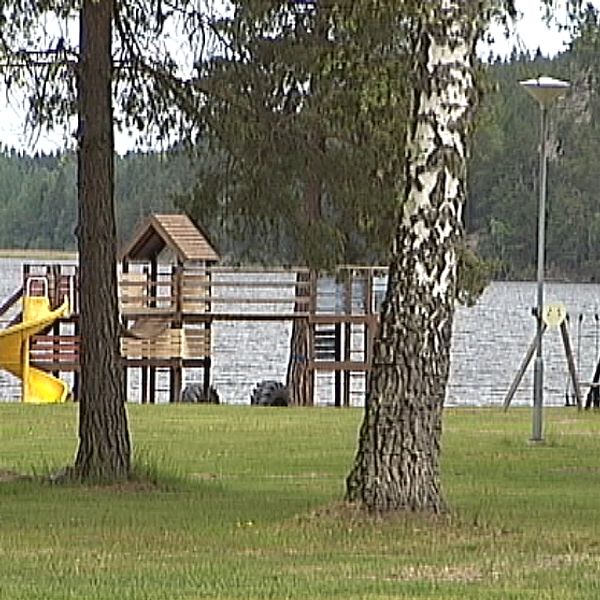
[181,384,220,404]
[250,381,289,407]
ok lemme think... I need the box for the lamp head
[520,76,570,108]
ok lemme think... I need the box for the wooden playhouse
[119,213,220,403]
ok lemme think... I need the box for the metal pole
[532,104,548,442]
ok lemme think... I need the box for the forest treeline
[0,148,195,250]
[1,43,600,280]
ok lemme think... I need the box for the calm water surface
[1,257,599,407]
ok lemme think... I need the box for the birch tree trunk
[74,0,131,480]
[346,1,480,512]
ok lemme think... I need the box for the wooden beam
[560,320,582,410]
[309,360,370,372]
[503,324,547,411]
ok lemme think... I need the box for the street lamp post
[520,76,570,442]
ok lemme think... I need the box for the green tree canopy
[177,0,408,269]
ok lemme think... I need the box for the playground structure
[119,213,219,404]
[0,264,78,403]
[0,213,385,405]
[0,292,70,403]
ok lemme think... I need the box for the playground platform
[0,214,386,405]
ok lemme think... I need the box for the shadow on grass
[0,446,200,493]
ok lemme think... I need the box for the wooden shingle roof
[119,213,220,263]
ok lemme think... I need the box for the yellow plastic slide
[0,296,70,404]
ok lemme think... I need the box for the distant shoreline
[0,249,78,260]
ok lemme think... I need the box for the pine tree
[178,0,409,404]
[0,0,215,481]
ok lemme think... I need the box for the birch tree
[346,0,509,512]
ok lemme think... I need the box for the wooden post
[504,324,547,411]
[344,323,351,407]
[149,260,158,403]
[73,311,81,401]
[149,367,156,404]
[586,360,600,409]
[171,263,184,403]
[364,270,375,408]
[51,322,60,380]
[343,272,352,408]
[51,264,60,308]
[559,320,582,410]
[365,269,373,315]
[334,322,341,407]
[141,366,149,404]
[149,261,157,308]
[121,259,129,404]
[203,263,213,395]
[203,357,212,396]
[0,286,23,318]
[73,369,80,402]
[174,263,183,318]
[308,270,318,406]
[170,366,183,404]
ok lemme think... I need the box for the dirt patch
[289,562,487,585]
[190,471,334,481]
[301,501,452,527]
[262,472,334,480]
[553,466,600,474]
[527,553,597,572]
[380,563,486,584]
[191,472,223,481]
[91,478,165,493]
[0,469,29,483]
[0,468,166,491]
[40,467,170,492]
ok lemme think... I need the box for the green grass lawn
[1,404,600,599]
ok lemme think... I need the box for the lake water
[2,257,600,407]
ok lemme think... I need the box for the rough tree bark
[286,174,321,405]
[74,0,131,480]
[345,1,479,512]
[286,278,313,406]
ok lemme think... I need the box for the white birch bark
[346,0,481,512]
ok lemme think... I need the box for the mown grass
[1,405,600,599]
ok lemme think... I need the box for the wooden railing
[120,328,211,359]
[119,266,314,319]
[23,264,79,313]
[10,264,388,399]
[119,265,388,319]
[30,334,81,371]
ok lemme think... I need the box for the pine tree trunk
[286,282,313,406]
[74,0,131,481]
[287,160,322,405]
[346,1,479,512]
